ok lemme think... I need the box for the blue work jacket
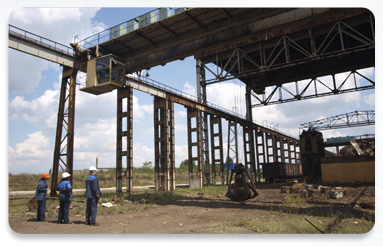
[85,175,102,199]
[35,179,48,201]
[56,180,72,202]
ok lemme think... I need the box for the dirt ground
[8,183,375,234]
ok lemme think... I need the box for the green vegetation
[8,184,374,234]
[9,160,193,191]
[224,214,374,234]
[8,160,375,234]
[8,186,228,219]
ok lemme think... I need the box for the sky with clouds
[6,6,376,175]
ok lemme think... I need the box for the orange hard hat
[41,172,50,178]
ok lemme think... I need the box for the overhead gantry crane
[9,7,374,195]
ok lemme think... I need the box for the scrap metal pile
[340,139,375,156]
[226,163,259,202]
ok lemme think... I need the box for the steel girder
[196,59,211,185]
[187,108,204,188]
[300,110,375,131]
[116,87,134,194]
[209,115,225,185]
[200,15,375,106]
[251,70,375,107]
[51,66,78,196]
[154,96,176,191]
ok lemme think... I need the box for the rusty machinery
[226,163,259,202]
[300,110,375,181]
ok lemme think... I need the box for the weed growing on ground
[281,193,306,214]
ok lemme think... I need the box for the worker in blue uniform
[56,172,72,224]
[35,172,50,221]
[85,166,102,226]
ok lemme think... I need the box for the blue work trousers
[58,201,71,223]
[37,199,46,221]
[86,198,98,225]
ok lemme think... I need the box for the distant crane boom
[300,110,375,131]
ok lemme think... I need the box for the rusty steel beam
[122,8,314,72]
[199,8,370,60]
[198,9,374,100]
[226,120,239,184]
[196,59,210,185]
[243,125,256,182]
[255,129,265,182]
[127,76,297,142]
[209,115,225,185]
[51,66,77,196]
[116,87,133,194]
[154,96,175,191]
[120,8,370,73]
[187,107,203,188]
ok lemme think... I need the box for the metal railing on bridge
[76,8,188,49]
[127,75,292,137]
[9,25,74,57]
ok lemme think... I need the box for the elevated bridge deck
[77,8,374,94]
[8,25,75,67]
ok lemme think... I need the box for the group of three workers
[35,166,102,226]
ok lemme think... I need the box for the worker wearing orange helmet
[35,172,50,221]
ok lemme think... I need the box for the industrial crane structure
[9,7,375,195]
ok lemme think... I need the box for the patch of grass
[208,223,236,233]
[229,215,324,233]
[8,173,42,191]
[234,218,249,227]
[9,167,191,191]
[226,214,375,234]
[126,204,138,212]
[331,218,374,233]
[99,206,117,215]
[174,185,227,197]
[281,193,306,214]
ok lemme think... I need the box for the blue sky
[6,7,376,175]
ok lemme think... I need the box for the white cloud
[206,82,246,115]
[8,131,53,173]
[8,50,52,94]
[182,81,196,96]
[133,96,153,120]
[133,142,154,167]
[8,8,106,95]
[175,123,187,133]
[9,131,51,158]
[9,89,59,128]
[9,8,104,45]
[364,94,375,106]
[175,145,188,167]
[175,110,187,118]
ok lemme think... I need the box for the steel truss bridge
[8,8,375,195]
[300,110,375,131]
